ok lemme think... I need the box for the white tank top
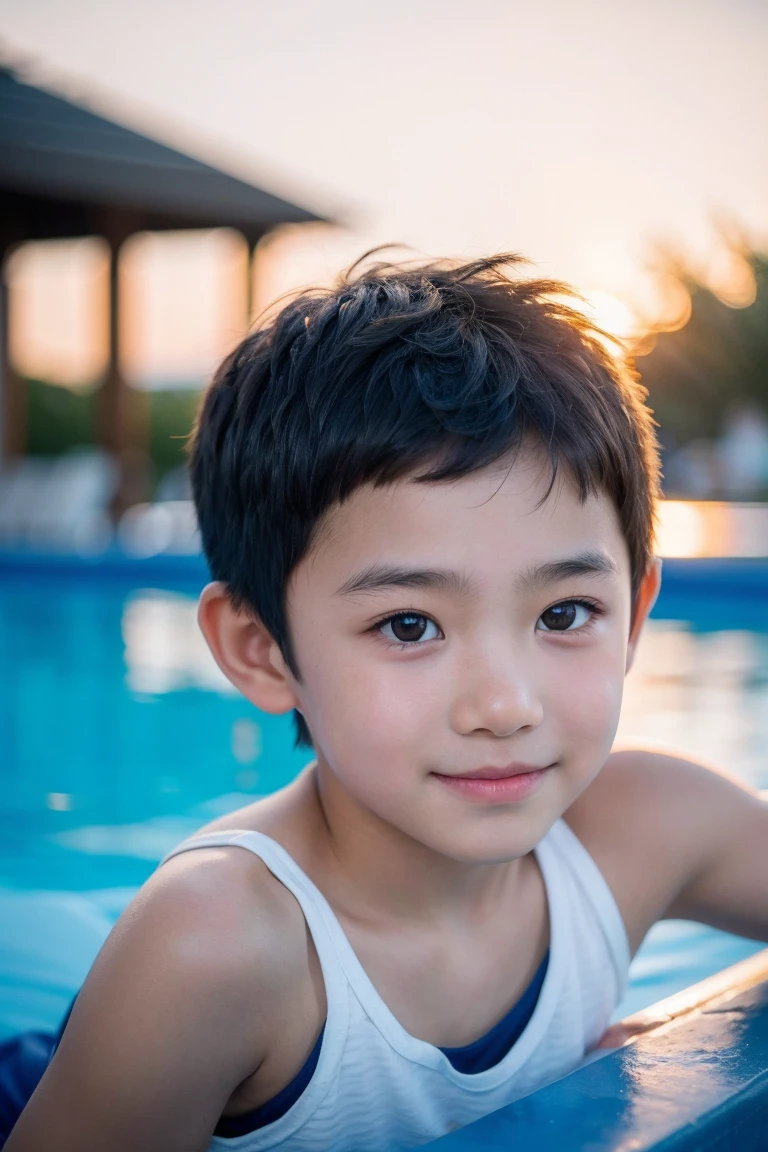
[163,819,629,1151]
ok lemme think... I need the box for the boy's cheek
[300,631,431,719]
[301,635,625,792]
[313,673,429,768]
[552,662,625,776]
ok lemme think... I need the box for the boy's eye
[536,600,595,632]
[378,613,441,645]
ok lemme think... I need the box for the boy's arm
[661,755,768,938]
[568,750,768,950]
[6,851,289,1152]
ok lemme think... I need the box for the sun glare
[656,501,708,558]
[706,250,757,309]
[564,289,641,353]
[582,290,639,340]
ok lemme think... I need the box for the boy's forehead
[307,456,630,586]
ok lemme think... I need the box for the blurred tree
[147,390,200,481]
[25,378,200,493]
[636,246,768,445]
[26,378,97,456]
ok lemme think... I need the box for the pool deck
[424,949,768,1151]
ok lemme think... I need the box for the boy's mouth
[430,762,553,802]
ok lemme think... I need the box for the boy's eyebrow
[336,551,617,599]
[336,564,478,598]
[516,550,619,590]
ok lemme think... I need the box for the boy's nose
[449,653,544,738]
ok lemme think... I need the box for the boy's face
[285,449,645,863]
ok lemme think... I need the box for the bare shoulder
[8,838,313,1151]
[132,840,310,985]
[79,842,311,1080]
[568,746,758,836]
[564,748,761,952]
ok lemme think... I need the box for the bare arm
[568,750,768,952]
[6,851,286,1152]
[664,762,768,938]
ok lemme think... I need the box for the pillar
[0,245,25,463]
[246,237,258,329]
[97,213,148,515]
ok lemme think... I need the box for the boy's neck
[298,761,529,926]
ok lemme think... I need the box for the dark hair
[189,253,660,748]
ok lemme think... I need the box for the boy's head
[190,254,661,859]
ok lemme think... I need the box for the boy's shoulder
[138,774,324,1002]
[110,822,313,1046]
[83,800,323,1083]
[146,781,324,992]
[150,830,305,965]
[6,799,325,1150]
[565,748,761,952]
[567,745,747,855]
[96,777,323,1038]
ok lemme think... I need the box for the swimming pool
[1,553,766,1040]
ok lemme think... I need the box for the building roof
[0,66,322,244]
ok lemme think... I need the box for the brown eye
[380,613,439,644]
[537,601,591,632]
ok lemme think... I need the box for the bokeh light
[7,237,109,390]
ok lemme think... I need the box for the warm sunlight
[656,501,709,557]
[6,231,251,393]
[707,249,758,309]
[579,289,640,343]
[656,501,768,558]
[7,238,109,390]
[121,229,248,389]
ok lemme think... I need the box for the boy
[7,254,768,1151]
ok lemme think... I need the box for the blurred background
[0,0,767,1038]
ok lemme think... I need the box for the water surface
[1,559,766,1036]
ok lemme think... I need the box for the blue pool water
[1,554,766,1041]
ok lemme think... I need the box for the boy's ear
[626,559,662,674]
[197,582,299,716]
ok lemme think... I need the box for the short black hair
[190,253,660,748]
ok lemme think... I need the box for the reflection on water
[122,589,233,695]
[0,570,766,1035]
[614,617,767,1018]
[656,502,768,558]
[618,621,768,788]
[0,579,308,896]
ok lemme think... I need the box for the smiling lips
[431,762,553,801]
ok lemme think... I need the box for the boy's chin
[387,800,566,866]
[436,814,561,865]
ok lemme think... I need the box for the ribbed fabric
[438,948,549,1074]
[214,1029,326,1138]
[213,950,548,1136]
[162,820,629,1151]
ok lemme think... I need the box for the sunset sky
[1,0,766,385]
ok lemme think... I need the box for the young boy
[7,254,768,1151]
